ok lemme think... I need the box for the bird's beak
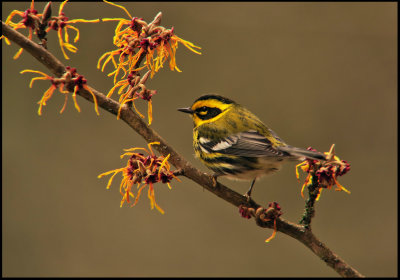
[177,107,194,114]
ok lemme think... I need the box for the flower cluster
[110,70,157,124]
[98,1,201,125]
[21,67,99,115]
[2,0,100,59]
[45,0,100,59]
[296,144,351,200]
[98,142,179,214]
[99,1,201,82]
[239,202,283,243]
[2,0,44,59]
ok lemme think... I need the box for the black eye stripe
[196,106,208,112]
[195,107,222,120]
[194,106,207,113]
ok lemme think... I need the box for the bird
[178,94,326,199]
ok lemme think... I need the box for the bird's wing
[198,130,289,158]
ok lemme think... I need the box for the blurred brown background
[2,2,397,277]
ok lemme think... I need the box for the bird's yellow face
[178,95,235,128]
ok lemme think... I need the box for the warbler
[178,94,326,199]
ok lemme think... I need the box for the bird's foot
[211,173,219,188]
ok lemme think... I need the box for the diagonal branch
[1,20,364,278]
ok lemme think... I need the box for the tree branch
[2,20,364,278]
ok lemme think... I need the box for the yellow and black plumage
[178,94,326,198]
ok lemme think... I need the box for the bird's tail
[278,145,326,161]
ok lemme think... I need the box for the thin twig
[2,20,364,278]
[300,174,320,229]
